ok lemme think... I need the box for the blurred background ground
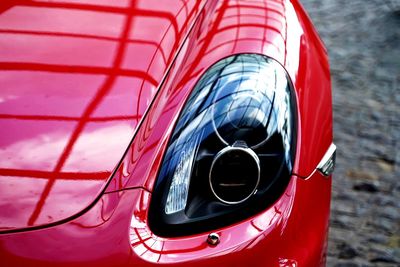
[300,0,400,266]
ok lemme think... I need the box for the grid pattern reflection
[0,0,199,230]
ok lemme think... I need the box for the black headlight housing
[148,54,297,237]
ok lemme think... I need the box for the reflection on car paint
[0,0,202,231]
[129,182,295,263]
[0,0,333,266]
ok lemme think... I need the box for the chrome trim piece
[317,143,337,176]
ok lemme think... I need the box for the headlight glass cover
[149,54,297,237]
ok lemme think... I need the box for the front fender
[106,0,333,192]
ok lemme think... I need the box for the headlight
[149,54,297,237]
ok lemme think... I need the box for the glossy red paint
[0,0,333,266]
[0,172,331,266]
[0,0,203,231]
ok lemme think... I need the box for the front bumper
[0,170,330,267]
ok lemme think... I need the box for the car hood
[0,0,202,232]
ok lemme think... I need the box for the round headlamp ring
[209,145,260,205]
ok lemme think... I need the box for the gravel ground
[300,0,400,266]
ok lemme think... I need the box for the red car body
[0,0,333,266]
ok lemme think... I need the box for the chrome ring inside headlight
[149,54,297,237]
[209,144,260,205]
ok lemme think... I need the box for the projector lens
[210,146,260,204]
